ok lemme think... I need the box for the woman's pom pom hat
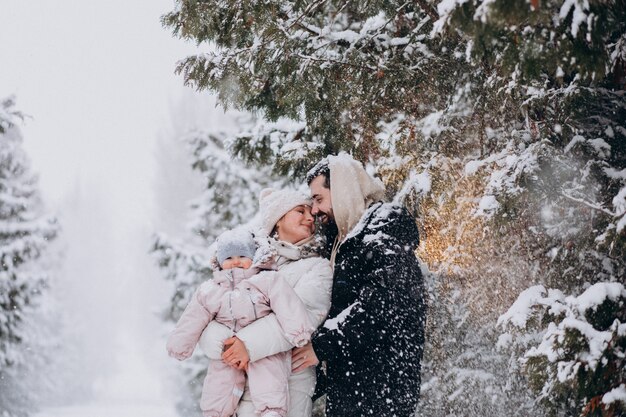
[259,188,311,235]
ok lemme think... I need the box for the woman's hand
[222,337,250,370]
[291,342,319,373]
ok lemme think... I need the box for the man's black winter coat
[312,202,426,417]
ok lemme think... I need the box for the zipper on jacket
[247,291,258,320]
[228,271,237,332]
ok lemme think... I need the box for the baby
[166,229,313,417]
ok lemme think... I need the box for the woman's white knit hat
[259,188,311,235]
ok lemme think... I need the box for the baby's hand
[167,348,190,361]
[166,337,192,361]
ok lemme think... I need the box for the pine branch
[294,53,376,71]
[561,192,615,216]
[415,0,439,21]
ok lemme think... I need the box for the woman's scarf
[271,235,320,268]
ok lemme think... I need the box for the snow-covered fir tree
[162,1,626,415]
[0,96,59,417]
[498,282,625,416]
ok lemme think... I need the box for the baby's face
[221,256,253,270]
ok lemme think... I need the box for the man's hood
[328,152,386,241]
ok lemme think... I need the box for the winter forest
[1,0,625,417]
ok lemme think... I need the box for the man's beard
[315,216,338,259]
[315,209,333,225]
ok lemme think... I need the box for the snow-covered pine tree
[161,1,458,176]
[0,96,59,417]
[152,116,282,415]
[432,2,626,414]
[498,283,626,416]
[163,1,626,415]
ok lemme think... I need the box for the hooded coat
[311,154,426,417]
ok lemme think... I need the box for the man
[292,153,426,417]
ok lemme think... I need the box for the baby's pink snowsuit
[166,266,313,417]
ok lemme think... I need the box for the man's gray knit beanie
[216,229,257,266]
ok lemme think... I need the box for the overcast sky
[0,0,205,210]
[0,0,224,409]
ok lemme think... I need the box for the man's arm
[312,272,419,361]
[313,206,424,361]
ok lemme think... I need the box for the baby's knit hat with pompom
[259,188,311,235]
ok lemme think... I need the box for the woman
[199,188,333,417]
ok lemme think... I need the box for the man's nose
[311,205,319,215]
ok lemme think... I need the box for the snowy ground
[33,324,180,417]
[34,402,178,417]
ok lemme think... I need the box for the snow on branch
[558,0,591,38]
[0,96,24,133]
[498,282,626,414]
[393,170,432,205]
